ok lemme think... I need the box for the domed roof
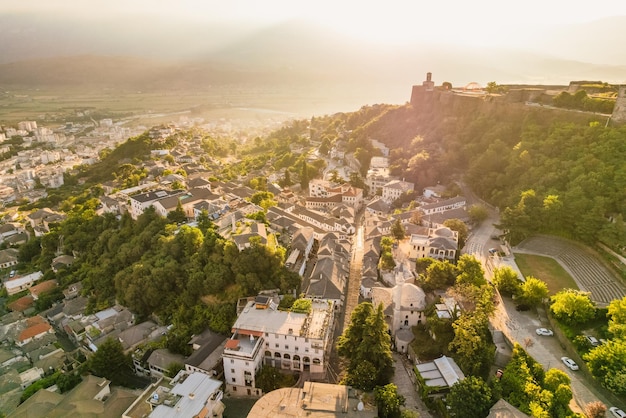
[434,227,454,238]
[464,82,483,90]
[393,282,426,311]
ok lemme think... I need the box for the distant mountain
[1,14,625,104]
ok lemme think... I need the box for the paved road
[462,201,608,414]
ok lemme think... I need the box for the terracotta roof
[225,339,240,349]
[18,322,52,342]
[8,295,35,312]
[27,315,47,326]
[29,280,58,298]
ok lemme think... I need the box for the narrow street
[340,213,365,334]
[327,209,364,384]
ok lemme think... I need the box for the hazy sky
[5,0,626,47]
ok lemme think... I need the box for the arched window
[284,354,291,360]
[274,352,281,358]
[312,358,321,365]
[303,357,311,364]
[264,351,271,357]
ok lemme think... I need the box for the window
[275,343,279,348]
[232,378,236,383]
[245,362,249,366]
[285,345,289,350]
[230,359,234,364]
[265,332,269,337]
[231,369,235,373]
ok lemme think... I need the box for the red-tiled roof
[29,279,58,297]
[26,315,47,327]
[18,322,52,342]
[225,339,240,349]
[8,295,34,312]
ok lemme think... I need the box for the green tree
[443,218,468,248]
[516,276,549,308]
[492,266,521,296]
[167,200,187,224]
[468,204,489,225]
[447,376,494,418]
[300,160,309,189]
[421,259,456,291]
[391,219,406,241]
[375,383,405,418]
[337,302,393,390]
[56,372,82,393]
[449,311,494,377]
[455,254,486,286]
[607,296,626,339]
[88,337,133,386]
[550,289,596,325]
[584,339,626,395]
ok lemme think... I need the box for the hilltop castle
[410,73,626,126]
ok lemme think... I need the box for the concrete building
[408,226,458,261]
[223,296,335,396]
[382,179,414,204]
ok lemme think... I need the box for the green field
[513,253,579,295]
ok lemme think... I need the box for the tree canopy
[337,302,393,391]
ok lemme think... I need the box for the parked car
[585,335,599,347]
[535,328,554,336]
[488,248,498,255]
[561,357,579,371]
[609,407,626,418]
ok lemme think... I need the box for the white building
[382,179,415,203]
[223,296,335,396]
[4,271,44,295]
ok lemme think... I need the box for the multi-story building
[382,179,415,203]
[223,296,335,396]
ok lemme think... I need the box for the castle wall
[611,86,626,125]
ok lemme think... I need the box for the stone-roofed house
[419,196,466,216]
[9,374,137,418]
[51,255,75,273]
[232,222,268,251]
[0,222,23,242]
[0,248,19,269]
[147,349,186,378]
[185,328,227,376]
[486,399,531,418]
[408,226,458,261]
[371,282,427,353]
[129,189,184,220]
[285,227,315,276]
[118,320,168,353]
[366,197,390,216]
[382,179,415,204]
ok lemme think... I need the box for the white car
[610,407,626,418]
[535,328,554,336]
[561,357,579,371]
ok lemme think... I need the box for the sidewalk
[392,353,434,418]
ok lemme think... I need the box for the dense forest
[19,207,301,354]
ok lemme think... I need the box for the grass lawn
[513,253,578,295]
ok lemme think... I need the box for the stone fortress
[410,72,626,126]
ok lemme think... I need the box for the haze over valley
[2,1,626,118]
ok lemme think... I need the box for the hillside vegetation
[310,100,626,248]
